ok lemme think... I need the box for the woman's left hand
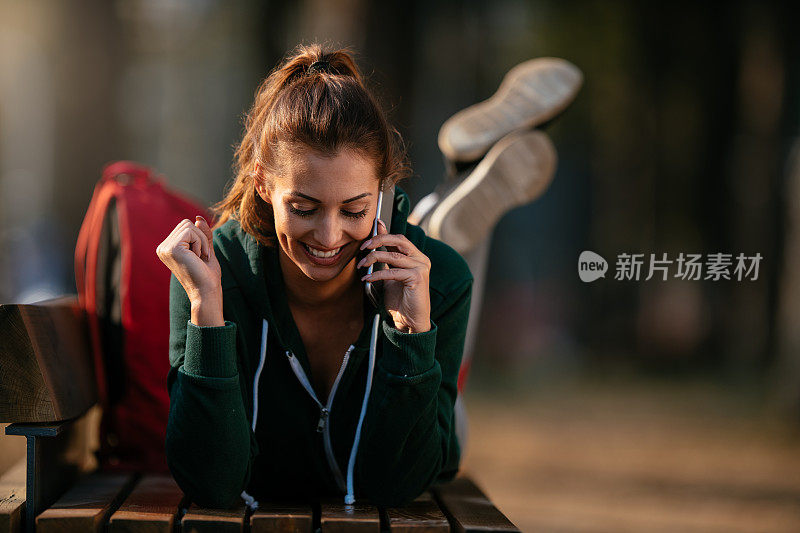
[357,219,431,333]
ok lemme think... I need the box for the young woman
[157,44,472,509]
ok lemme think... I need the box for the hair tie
[308,60,331,74]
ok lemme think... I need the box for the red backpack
[75,161,212,473]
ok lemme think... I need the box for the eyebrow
[290,191,372,204]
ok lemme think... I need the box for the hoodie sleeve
[353,276,472,507]
[165,273,257,508]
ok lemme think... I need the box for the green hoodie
[165,187,473,509]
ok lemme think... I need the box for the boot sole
[427,130,557,254]
[438,57,582,162]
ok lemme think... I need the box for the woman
[157,44,472,509]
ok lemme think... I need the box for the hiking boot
[425,129,557,254]
[438,57,582,163]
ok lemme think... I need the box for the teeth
[305,244,341,258]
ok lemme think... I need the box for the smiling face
[255,146,381,283]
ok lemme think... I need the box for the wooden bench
[0,297,520,532]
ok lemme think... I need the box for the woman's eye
[288,205,367,219]
[342,208,368,219]
[289,205,315,217]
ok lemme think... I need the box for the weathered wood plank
[0,488,25,533]
[250,501,313,533]
[0,297,96,423]
[320,500,380,532]
[431,477,520,533]
[385,492,449,532]
[35,471,137,533]
[107,474,185,533]
[0,458,26,533]
[181,499,247,532]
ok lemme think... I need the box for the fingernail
[378,219,386,227]
[361,274,370,281]
[361,239,371,250]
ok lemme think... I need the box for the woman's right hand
[157,216,222,309]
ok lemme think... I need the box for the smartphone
[362,186,394,308]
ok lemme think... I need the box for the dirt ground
[459,376,800,532]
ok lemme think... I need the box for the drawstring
[345,312,380,505]
[252,319,269,433]
[241,318,269,511]
[241,313,381,508]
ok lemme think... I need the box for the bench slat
[0,458,26,533]
[386,491,449,532]
[431,477,520,533]
[107,474,185,533]
[0,488,25,533]
[35,471,137,533]
[0,298,97,423]
[250,502,313,533]
[181,500,247,532]
[320,500,381,532]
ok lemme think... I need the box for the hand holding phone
[357,186,432,333]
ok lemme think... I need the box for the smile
[304,244,342,258]
[301,242,347,265]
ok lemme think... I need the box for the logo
[578,251,608,282]
[577,251,762,282]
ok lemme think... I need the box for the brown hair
[210,43,411,247]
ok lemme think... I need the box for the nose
[313,212,343,249]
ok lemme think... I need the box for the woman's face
[255,147,381,283]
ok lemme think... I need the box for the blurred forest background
[3,0,800,530]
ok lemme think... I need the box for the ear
[253,163,272,204]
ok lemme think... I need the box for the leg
[452,237,491,457]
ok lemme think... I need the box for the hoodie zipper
[285,346,354,492]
